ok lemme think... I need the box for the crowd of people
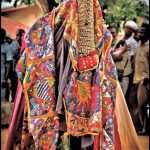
[1,1,149,148]
[1,28,25,103]
[107,20,149,135]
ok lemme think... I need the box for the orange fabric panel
[115,81,141,150]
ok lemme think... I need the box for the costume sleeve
[16,49,26,85]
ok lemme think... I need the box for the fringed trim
[61,133,71,150]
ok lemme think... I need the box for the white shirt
[126,36,137,59]
[1,42,13,69]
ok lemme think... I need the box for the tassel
[61,133,70,150]
[72,66,76,72]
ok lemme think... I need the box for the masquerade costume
[6,0,140,149]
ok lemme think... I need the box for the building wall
[2,5,43,28]
[1,16,29,39]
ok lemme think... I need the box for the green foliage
[54,0,59,3]
[99,0,149,29]
[20,0,35,5]
[135,0,149,18]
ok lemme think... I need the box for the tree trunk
[35,0,49,14]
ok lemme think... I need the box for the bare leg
[137,81,149,132]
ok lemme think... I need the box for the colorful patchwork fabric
[16,0,118,149]
[16,10,60,149]
[63,30,117,149]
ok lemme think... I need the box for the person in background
[116,21,137,97]
[133,20,149,135]
[11,29,25,70]
[108,25,130,61]
[10,29,25,102]
[125,24,140,128]
[5,34,13,101]
[133,28,140,42]
[124,20,138,61]
[107,25,118,48]
[1,28,13,102]
[108,23,139,131]
[5,34,13,45]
